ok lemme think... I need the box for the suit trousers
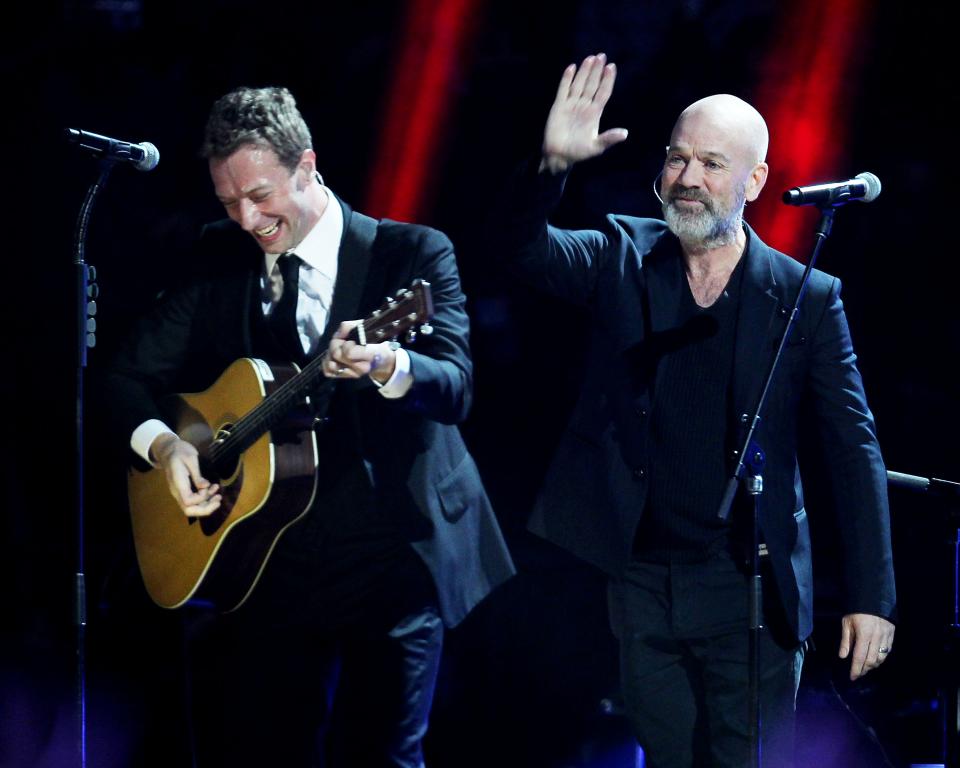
[185,546,442,768]
[609,550,804,768]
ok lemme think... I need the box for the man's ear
[296,149,318,189]
[745,161,768,202]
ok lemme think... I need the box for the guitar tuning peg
[384,295,395,305]
[420,322,433,336]
[405,329,417,343]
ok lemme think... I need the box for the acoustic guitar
[127,280,434,611]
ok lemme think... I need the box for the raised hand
[541,53,628,174]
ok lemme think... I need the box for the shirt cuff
[374,347,413,399]
[131,419,177,467]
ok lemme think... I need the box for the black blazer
[500,166,895,642]
[104,199,515,627]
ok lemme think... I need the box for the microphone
[66,128,160,172]
[782,172,881,207]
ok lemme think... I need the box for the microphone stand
[886,469,960,768]
[72,158,112,768]
[716,204,838,768]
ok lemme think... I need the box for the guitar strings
[207,292,423,464]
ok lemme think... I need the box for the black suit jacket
[104,199,514,627]
[500,165,895,642]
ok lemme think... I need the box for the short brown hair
[201,86,312,171]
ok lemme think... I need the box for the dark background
[2,1,957,766]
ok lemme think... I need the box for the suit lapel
[320,198,378,350]
[732,224,783,427]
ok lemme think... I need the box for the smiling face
[209,144,324,254]
[661,142,748,248]
[660,95,769,249]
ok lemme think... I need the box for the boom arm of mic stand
[716,206,836,521]
[887,470,960,503]
[887,468,960,765]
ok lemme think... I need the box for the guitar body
[125,280,433,612]
[128,358,318,611]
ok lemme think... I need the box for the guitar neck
[212,351,333,462]
[205,278,432,466]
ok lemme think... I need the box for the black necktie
[268,252,303,360]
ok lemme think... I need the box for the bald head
[672,94,769,166]
[659,94,770,250]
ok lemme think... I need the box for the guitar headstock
[358,279,434,345]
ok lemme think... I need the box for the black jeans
[609,551,804,768]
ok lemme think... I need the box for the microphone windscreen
[855,171,881,202]
[136,142,160,172]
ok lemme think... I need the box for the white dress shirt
[131,188,412,465]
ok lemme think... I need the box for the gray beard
[662,187,745,250]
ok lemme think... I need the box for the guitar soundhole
[194,452,243,536]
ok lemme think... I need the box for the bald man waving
[497,54,896,768]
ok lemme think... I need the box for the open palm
[542,53,628,172]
